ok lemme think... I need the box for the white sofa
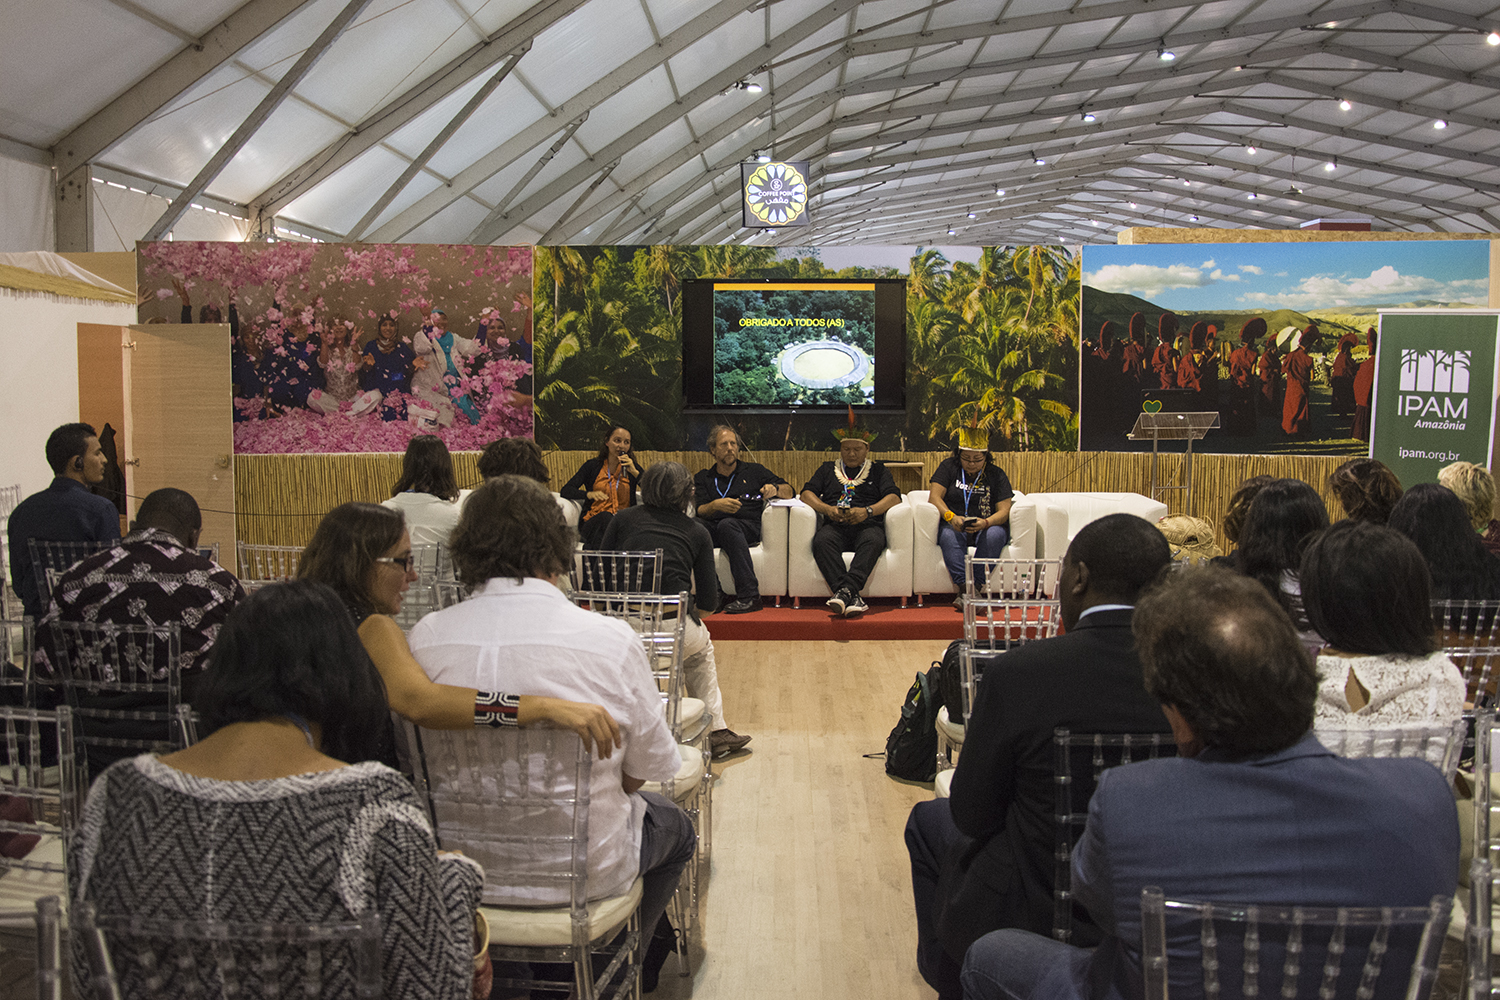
[786,501,914,606]
[1024,492,1168,560]
[690,503,789,602]
[907,490,1038,602]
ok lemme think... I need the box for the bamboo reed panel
[238,450,1354,554]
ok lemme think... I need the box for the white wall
[91,181,247,251]
[0,154,54,252]
[0,289,134,497]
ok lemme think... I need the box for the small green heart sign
[1143,400,1163,413]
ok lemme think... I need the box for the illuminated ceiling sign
[741,161,810,228]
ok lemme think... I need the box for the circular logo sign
[744,162,808,225]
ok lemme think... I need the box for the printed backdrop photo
[137,242,533,454]
[1078,240,1490,455]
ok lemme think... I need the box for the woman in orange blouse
[561,424,643,549]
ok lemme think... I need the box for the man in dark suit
[961,566,1459,1000]
[905,514,1174,999]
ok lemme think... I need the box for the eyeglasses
[376,555,416,572]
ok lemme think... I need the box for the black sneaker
[724,596,762,614]
[843,592,869,616]
[710,728,752,757]
[825,589,848,614]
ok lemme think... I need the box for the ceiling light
[947,229,956,235]
[1189,214,1199,222]
[995,188,1006,196]
[1031,152,1045,165]
[1158,45,1176,62]
[1324,158,1336,171]
[1248,192,1258,199]
[1082,112,1097,122]
[1128,201,1138,208]
[1247,145,1257,154]
[1339,99,1352,111]
[1321,20,1339,28]
[741,80,763,94]
[1488,30,1500,45]
[1183,178,1191,186]
[967,212,977,219]
[757,152,771,163]
[1434,119,1448,129]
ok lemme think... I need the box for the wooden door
[126,324,235,567]
[76,323,131,534]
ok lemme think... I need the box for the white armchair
[907,490,1038,603]
[786,501,914,606]
[691,504,789,602]
[1025,492,1169,560]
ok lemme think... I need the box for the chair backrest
[1469,857,1500,999]
[1475,710,1500,869]
[572,549,661,595]
[572,591,690,739]
[0,484,21,519]
[234,542,304,584]
[402,723,592,914]
[27,539,114,610]
[44,621,184,777]
[433,580,468,610]
[74,902,384,1000]
[1316,720,1466,781]
[1431,599,1500,706]
[391,543,449,631]
[1141,887,1450,1000]
[952,643,1007,728]
[964,597,1062,648]
[0,895,62,1000]
[0,706,79,881]
[1053,728,1173,943]
[1,615,34,707]
[964,556,1062,598]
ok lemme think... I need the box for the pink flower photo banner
[137,242,534,454]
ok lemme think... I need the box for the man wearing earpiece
[7,423,121,620]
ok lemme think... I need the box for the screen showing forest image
[713,283,876,406]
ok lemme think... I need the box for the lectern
[1128,411,1219,510]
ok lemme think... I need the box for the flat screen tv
[681,277,906,411]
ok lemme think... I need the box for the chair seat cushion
[641,744,706,804]
[933,769,954,799]
[0,836,67,927]
[481,877,645,947]
[935,706,965,747]
[679,697,706,732]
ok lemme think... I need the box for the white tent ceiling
[5,0,1500,247]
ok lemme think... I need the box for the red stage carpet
[705,598,965,641]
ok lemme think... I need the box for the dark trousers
[637,791,697,939]
[812,519,886,594]
[705,517,762,598]
[906,799,970,1000]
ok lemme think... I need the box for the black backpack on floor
[884,663,943,782]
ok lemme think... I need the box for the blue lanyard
[714,471,736,498]
[957,469,983,514]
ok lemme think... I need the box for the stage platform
[704,599,965,642]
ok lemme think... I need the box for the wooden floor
[653,638,946,1000]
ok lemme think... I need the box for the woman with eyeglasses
[298,502,620,754]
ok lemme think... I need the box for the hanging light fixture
[1082,111,1097,122]
[1487,30,1500,45]
[1339,99,1352,111]
[1158,44,1176,61]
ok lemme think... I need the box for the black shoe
[843,592,869,616]
[711,728,753,757]
[641,915,678,993]
[952,593,965,611]
[825,589,848,614]
[724,596,762,614]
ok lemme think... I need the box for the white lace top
[1313,650,1466,728]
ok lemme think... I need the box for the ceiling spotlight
[1082,111,1097,122]
[995,188,1006,196]
[1324,158,1336,171]
[757,152,771,163]
[1339,99,1352,111]
[1183,178,1192,186]
[1248,192,1258,199]
[1434,119,1448,129]
[1158,45,1176,62]
[739,80,763,93]
[947,229,956,235]
[1488,30,1500,45]
[1128,201,1138,208]
[1247,145,1257,154]
[967,212,977,219]
[1031,152,1046,165]
[1189,214,1200,222]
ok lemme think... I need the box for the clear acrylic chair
[392,543,449,632]
[0,895,62,1000]
[1052,728,1173,943]
[0,484,22,617]
[44,621,184,782]
[74,902,385,1000]
[234,542,304,590]
[1431,598,1500,706]
[572,549,661,597]
[433,580,468,610]
[0,708,78,931]
[1316,720,1466,781]
[934,645,1008,785]
[27,540,114,612]
[963,558,1063,648]
[1141,886,1450,1000]
[400,723,641,1000]
[1,615,34,707]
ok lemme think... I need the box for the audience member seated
[298,502,620,753]
[1328,457,1403,524]
[799,437,902,617]
[39,488,243,772]
[562,424,642,549]
[961,566,1460,1000]
[381,434,462,546]
[7,422,120,620]
[1207,475,1273,571]
[1300,519,1464,730]
[1390,483,1500,601]
[477,435,549,485]
[603,461,752,759]
[408,475,693,982]
[692,424,790,614]
[1236,477,1329,649]
[927,429,1014,608]
[70,582,486,1000]
[905,515,1174,1000]
[1438,460,1500,556]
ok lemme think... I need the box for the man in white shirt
[409,474,693,962]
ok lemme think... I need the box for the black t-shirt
[930,457,1014,520]
[693,461,788,522]
[803,461,900,517]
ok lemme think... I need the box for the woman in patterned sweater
[70,582,485,999]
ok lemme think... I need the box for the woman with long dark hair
[69,582,485,998]
[299,502,620,749]
[561,424,642,549]
[1388,483,1500,600]
[382,434,462,545]
[1300,520,1464,729]
[1327,457,1403,524]
[1236,477,1329,648]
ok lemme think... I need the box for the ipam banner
[1370,310,1500,487]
